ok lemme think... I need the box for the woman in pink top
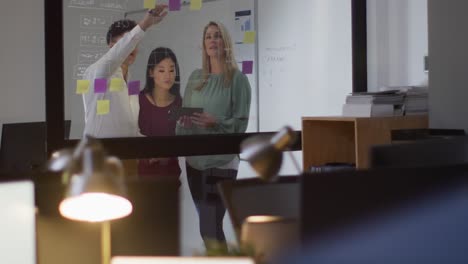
[138,47,182,178]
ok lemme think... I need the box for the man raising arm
[82,5,168,138]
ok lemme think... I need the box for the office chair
[218,176,300,241]
[278,164,468,264]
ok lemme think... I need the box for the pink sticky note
[128,80,141,95]
[242,61,254,74]
[169,0,181,11]
[94,78,107,93]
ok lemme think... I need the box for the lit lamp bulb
[59,192,132,222]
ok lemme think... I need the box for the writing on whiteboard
[78,50,107,64]
[69,0,127,10]
[69,0,95,8]
[73,64,90,79]
[263,44,296,63]
[80,32,107,47]
[265,45,297,52]
[260,44,297,87]
[80,15,113,29]
[100,0,127,10]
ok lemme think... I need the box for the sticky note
[243,31,256,44]
[94,78,107,93]
[144,0,156,9]
[76,80,90,94]
[109,78,124,92]
[128,80,141,95]
[190,0,202,10]
[97,100,110,115]
[242,61,254,74]
[169,0,181,11]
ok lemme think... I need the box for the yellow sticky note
[109,78,124,92]
[144,0,156,9]
[76,80,90,94]
[190,0,202,10]
[97,100,110,115]
[243,31,256,44]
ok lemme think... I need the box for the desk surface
[302,115,428,122]
[112,257,255,264]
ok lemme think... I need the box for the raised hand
[139,4,168,31]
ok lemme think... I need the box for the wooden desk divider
[302,116,428,170]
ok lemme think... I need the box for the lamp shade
[51,137,132,222]
[241,215,299,262]
[241,126,297,181]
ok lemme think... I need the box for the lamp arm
[287,150,302,174]
[106,156,124,179]
[101,221,111,264]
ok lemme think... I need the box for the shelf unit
[302,116,428,170]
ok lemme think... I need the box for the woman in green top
[176,21,251,246]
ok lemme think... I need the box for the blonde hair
[195,21,238,90]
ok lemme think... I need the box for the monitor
[0,121,71,174]
[0,180,35,264]
[369,136,468,168]
[301,164,468,242]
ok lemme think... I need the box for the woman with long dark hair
[138,47,182,178]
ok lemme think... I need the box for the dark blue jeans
[185,163,237,246]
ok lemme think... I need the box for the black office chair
[218,176,300,241]
[278,164,468,264]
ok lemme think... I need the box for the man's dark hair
[106,19,138,45]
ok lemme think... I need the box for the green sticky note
[144,0,156,9]
[97,100,110,115]
[243,31,256,44]
[76,80,90,94]
[109,78,124,92]
[190,0,202,10]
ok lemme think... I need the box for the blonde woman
[176,21,251,245]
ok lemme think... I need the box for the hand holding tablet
[169,107,203,121]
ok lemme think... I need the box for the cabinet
[302,116,428,170]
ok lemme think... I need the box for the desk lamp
[48,136,133,264]
[241,126,300,181]
[240,127,301,260]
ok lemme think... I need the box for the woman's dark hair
[143,47,181,98]
[106,19,137,45]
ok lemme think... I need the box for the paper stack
[404,86,428,115]
[342,90,405,117]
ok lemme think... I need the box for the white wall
[258,0,352,131]
[367,0,428,91]
[428,0,468,131]
[0,0,45,148]
[258,0,353,175]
